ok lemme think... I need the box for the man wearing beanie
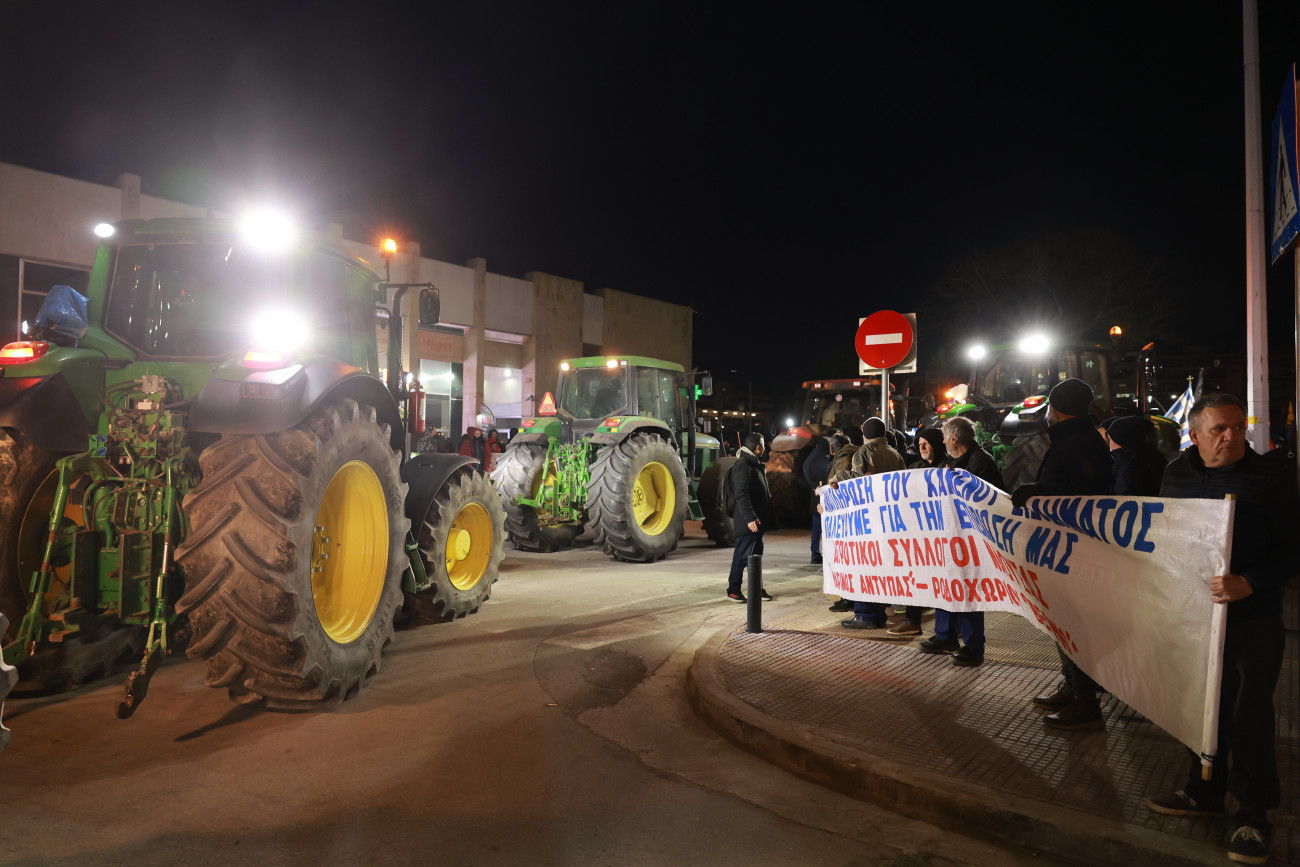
[836,417,907,630]
[1011,378,1114,731]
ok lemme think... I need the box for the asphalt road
[0,527,1037,867]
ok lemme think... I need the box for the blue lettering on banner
[1020,498,1165,555]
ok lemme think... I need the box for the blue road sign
[1270,64,1300,264]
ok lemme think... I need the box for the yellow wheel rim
[311,460,389,644]
[18,470,84,613]
[445,501,492,590]
[631,461,675,536]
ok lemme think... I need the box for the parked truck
[0,215,506,720]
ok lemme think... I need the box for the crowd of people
[725,379,1294,865]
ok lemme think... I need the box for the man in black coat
[1144,393,1297,864]
[726,432,774,603]
[1012,378,1113,731]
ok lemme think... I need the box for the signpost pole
[1244,0,1270,454]
[881,367,891,429]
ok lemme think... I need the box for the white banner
[820,468,1232,757]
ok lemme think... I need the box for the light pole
[730,369,753,434]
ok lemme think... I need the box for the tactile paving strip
[720,590,1299,864]
[773,605,1061,669]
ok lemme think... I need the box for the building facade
[0,162,693,437]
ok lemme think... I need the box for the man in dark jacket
[915,417,1003,663]
[802,436,831,565]
[1012,378,1113,731]
[726,432,774,603]
[1144,393,1297,864]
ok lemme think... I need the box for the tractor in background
[920,335,1180,489]
[0,215,506,722]
[492,356,724,560]
[765,377,932,529]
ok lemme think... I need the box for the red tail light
[521,420,536,428]
[936,402,952,414]
[603,418,622,428]
[0,341,50,365]
[243,349,288,370]
[1022,395,1045,408]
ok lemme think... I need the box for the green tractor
[0,215,505,719]
[492,356,722,561]
[921,336,1182,489]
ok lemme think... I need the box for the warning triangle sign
[1274,133,1297,244]
[538,391,557,415]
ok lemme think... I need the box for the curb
[685,626,1225,867]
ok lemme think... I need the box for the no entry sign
[856,310,914,370]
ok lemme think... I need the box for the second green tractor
[492,357,722,561]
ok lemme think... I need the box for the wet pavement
[688,578,1298,866]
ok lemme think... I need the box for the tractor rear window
[558,367,628,419]
[105,243,293,359]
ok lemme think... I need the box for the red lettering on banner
[887,539,902,567]
[831,571,854,593]
[950,537,970,567]
[963,578,980,601]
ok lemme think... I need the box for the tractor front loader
[492,356,722,561]
[0,216,505,725]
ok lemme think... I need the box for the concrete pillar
[524,271,584,416]
[117,173,141,220]
[462,257,488,433]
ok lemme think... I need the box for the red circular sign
[855,310,914,369]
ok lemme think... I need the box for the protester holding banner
[914,417,1003,664]
[845,416,907,479]
[882,427,951,637]
[725,433,774,604]
[1013,378,1114,731]
[839,418,905,630]
[906,427,946,471]
[1145,393,1297,865]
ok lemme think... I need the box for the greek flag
[1165,384,1196,450]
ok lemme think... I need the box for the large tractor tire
[1001,430,1050,493]
[588,433,688,562]
[491,443,583,552]
[698,456,737,548]
[404,467,505,623]
[0,431,142,690]
[0,610,15,751]
[0,431,62,644]
[176,399,408,710]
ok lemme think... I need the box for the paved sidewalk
[687,587,1298,866]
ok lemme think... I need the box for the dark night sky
[4,2,1300,403]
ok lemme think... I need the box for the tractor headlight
[1018,333,1050,355]
[239,208,297,253]
[243,309,309,369]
